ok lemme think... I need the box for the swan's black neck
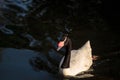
[61,38,72,68]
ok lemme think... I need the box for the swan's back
[59,40,93,76]
[70,40,92,70]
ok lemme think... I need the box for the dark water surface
[0,0,120,80]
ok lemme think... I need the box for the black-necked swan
[57,34,93,77]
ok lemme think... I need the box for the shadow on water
[0,0,120,80]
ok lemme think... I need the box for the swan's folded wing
[70,40,92,69]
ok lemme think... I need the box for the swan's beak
[57,47,62,51]
[57,41,64,51]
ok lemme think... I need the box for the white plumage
[58,40,93,77]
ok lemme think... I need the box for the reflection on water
[0,48,56,80]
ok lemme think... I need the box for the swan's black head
[57,34,69,51]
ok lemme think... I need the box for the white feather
[59,40,93,76]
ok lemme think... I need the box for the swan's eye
[59,34,68,41]
[60,37,65,41]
